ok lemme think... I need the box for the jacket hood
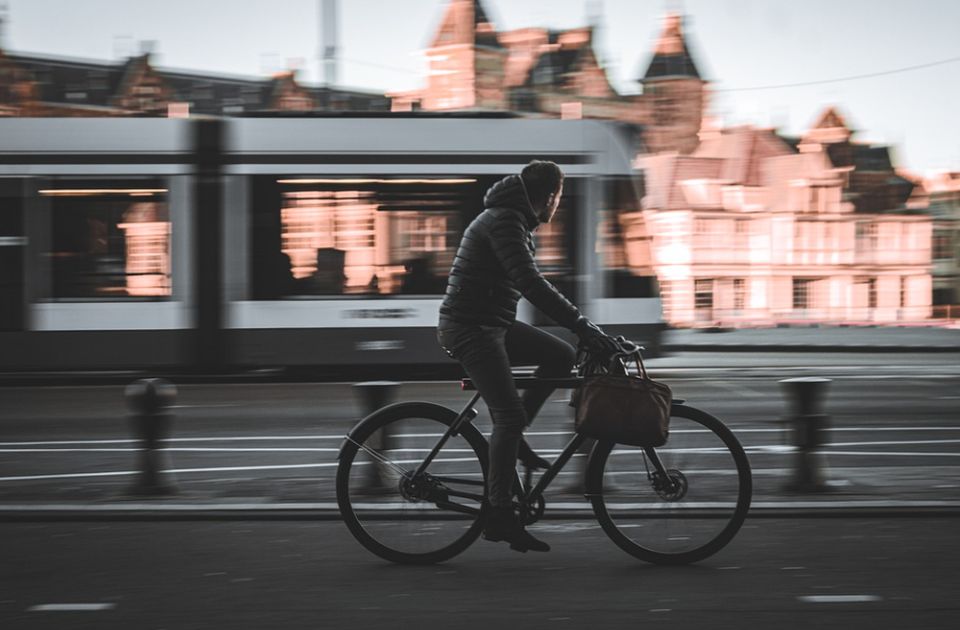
[483,174,540,229]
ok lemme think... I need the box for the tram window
[599,176,660,298]
[250,176,489,298]
[45,180,171,299]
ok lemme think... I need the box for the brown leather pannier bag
[573,351,672,447]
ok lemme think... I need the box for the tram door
[0,179,24,331]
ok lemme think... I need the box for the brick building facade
[389,0,706,155]
[0,48,389,118]
[640,109,932,325]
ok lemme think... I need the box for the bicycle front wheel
[587,404,752,565]
[336,402,488,565]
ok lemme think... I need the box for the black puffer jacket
[439,175,581,329]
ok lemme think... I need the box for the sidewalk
[663,325,960,353]
[2,461,958,520]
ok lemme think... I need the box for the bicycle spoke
[339,410,487,563]
[347,436,411,477]
[591,405,751,564]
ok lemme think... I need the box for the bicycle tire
[336,402,489,565]
[586,403,752,565]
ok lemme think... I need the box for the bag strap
[634,351,649,380]
[579,345,649,380]
[616,350,648,380]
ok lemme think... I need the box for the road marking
[0,436,349,446]
[2,426,959,448]
[0,456,489,482]
[4,434,960,455]
[826,439,960,447]
[799,595,882,603]
[2,499,959,514]
[822,451,960,457]
[169,404,242,409]
[0,447,342,453]
[0,462,339,482]
[28,603,115,612]
[712,380,766,398]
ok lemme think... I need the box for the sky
[3,0,959,175]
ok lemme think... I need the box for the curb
[3,501,960,521]
[663,344,960,353]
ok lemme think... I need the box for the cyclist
[438,160,618,553]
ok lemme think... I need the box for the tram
[0,115,663,372]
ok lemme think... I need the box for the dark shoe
[483,506,550,553]
[517,438,551,470]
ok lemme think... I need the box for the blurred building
[389,0,706,154]
[641,108,932,326]
[0,0,942,326]
[0,48,390,117]
[925,172,960,314]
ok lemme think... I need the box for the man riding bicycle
[438,160,619,553]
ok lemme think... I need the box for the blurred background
[0,0,958,375]
[0,2,958,627]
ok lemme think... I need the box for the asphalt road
[1,518,957,629]
[1,352,959,506]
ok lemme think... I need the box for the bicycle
[336,340,752,565]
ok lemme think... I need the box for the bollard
[779,377,835,492]
[353,381,399,490]
[561,427,592,494]
[125,377,178,496]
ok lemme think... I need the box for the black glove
[573,317,620,355]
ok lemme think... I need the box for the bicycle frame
[410,376,675,516]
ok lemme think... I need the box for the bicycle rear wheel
[587,404,752,565]
[336,402,488,564]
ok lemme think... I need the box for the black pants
[437,318,576,507]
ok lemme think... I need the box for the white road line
[826,439,960,447]
[0,447,343,453]
[28,603,116,612]
[711,380,766,398]
[0,437,344,446]
[799,595,882,604]
[825,427,960,432]
[0,463,338,482]
[2,500,958,513]
[821,451,960,457]
[0,457,484,482]
[2,426,959,448]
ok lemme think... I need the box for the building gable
[640,13,701,82]
[112,55,172,114]
[431,0,501,49]
[266,72,316,111]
